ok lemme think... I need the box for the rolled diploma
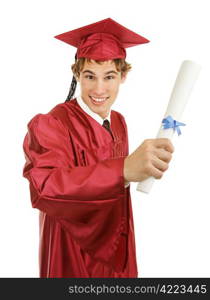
[136,60,201,193]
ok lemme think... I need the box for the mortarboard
[54,18,150,60]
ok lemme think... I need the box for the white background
[0,0,209,277]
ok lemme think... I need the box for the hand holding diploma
[124,137,174,185]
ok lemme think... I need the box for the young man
[22,18,174,278]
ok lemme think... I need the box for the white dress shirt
[76,95,130,189]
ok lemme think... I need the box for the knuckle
[167,140,174,152]
[144,140,153,152]
[144,150,151,159]
[144,139,152,146]
[145,163,152,174]
[145,138,152,142]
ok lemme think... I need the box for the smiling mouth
[89,96,109,104]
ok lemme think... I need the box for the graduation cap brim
[54,18,150,50]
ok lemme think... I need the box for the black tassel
[65,75,77,102]
[65,53,77,102]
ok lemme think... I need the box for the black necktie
[102,119,113,138]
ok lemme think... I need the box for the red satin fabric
[77,33,126,60]
[54,18,150,61]
[22,98,138,278]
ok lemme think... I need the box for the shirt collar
[76,95,111,125]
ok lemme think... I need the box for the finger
[154,148,172,163]
[152,156,169,172]
[154,138,174,153]
[149,165,164,179]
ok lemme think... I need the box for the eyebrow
[82,70,119,75]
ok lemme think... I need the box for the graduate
[22,18,174,278]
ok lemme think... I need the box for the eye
[105,75,115,80]
[85,75,94,80]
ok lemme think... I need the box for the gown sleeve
[22,112,128,271]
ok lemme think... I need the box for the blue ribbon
[162,115,186,136]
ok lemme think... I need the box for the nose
[93,79,107,96]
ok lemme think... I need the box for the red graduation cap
[54,18,150,60]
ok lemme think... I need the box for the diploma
[136,60,201,194]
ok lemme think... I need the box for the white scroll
[136,60,201,194]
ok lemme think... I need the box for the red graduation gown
[22,98,138,278]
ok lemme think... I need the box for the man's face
[76,59,126,119]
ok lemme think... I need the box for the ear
[121,72,127,83]
[74,73,80,82]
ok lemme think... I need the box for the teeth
[91,96,107,102]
